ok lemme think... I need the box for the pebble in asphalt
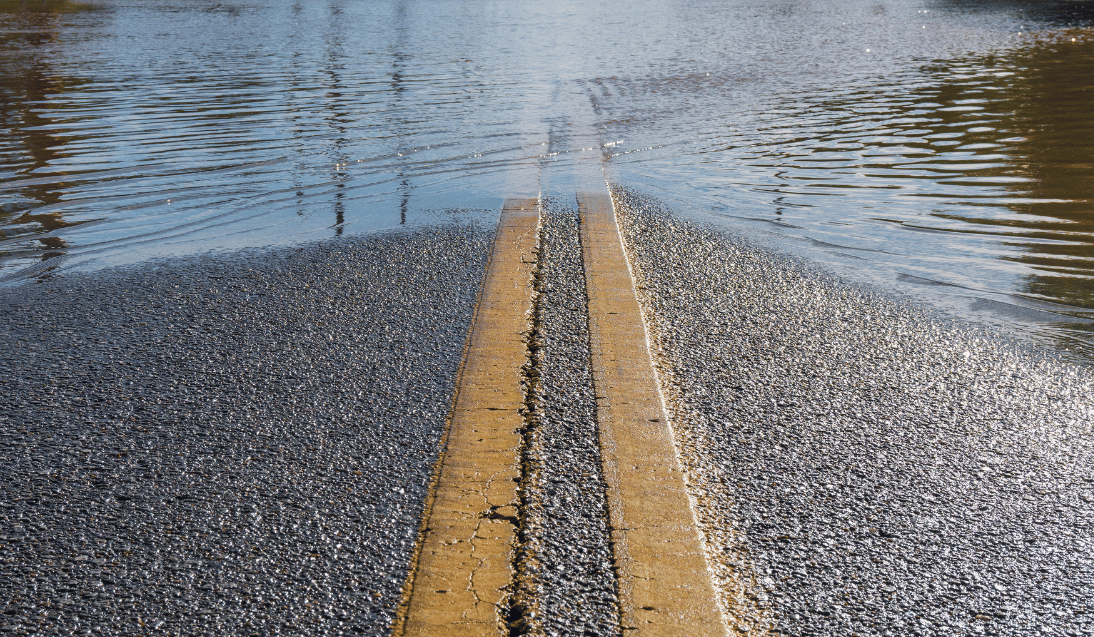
[512,198,621,637]
[0,224,491,636]
[613,186,1094,637]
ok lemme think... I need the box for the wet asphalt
[0,225,491,636]
[613,186,1094,637]
[2,190,1093,637]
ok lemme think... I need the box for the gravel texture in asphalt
[613,186,1094,637]
[0,224,491,636]
[512,198,621,637]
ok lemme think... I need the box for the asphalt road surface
[0,224,491,636]
[614,186,1094,637]
[2,192,1093,637]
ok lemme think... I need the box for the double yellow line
[394,193,726,636]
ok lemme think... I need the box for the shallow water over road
[2,0,1093,362]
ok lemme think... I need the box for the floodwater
[2,0,1093,362]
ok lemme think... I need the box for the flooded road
[2,0,1093,362]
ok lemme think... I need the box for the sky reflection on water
[1,0,1092,361]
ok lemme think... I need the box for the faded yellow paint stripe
[578,191,728,636]
[395,199,540,637]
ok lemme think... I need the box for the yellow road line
[395,198,540,636]
[578,191,728,636]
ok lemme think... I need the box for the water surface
[2,0,1092,361]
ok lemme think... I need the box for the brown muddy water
[2,0,1093,363]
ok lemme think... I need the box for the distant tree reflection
[0,0,101,262]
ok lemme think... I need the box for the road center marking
[578,191,729,636]
[395,198,540,636]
